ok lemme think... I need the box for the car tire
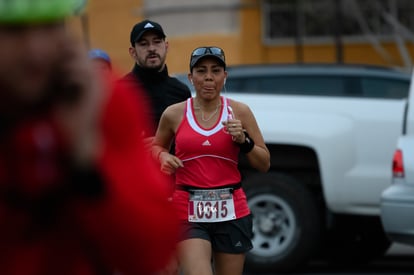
[322,215,391,266]
[243,172,322,273]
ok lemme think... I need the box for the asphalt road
[244,243,414,275]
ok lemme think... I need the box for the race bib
[188,188,236,222]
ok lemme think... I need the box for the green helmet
[0,0,87,24]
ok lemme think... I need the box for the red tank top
[173,96,250,220]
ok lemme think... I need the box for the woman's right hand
[158,152,184,175]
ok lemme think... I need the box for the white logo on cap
[144,23,155,29]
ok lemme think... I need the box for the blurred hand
[53,36,105,168]
[144,136,155,152]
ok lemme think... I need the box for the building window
[262,0,414,44]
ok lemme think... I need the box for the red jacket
[0,80,178,275]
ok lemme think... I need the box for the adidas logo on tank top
[202,140,212,146]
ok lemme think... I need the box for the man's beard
[145,63,163,71]
[141,55,165,71]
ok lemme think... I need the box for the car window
[178,67,410,99]
[225,74,409,99]
[361,77,410,99]
[226,76,347,96]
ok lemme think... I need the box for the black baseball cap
[189,46,226,71]
[130,19,166,46]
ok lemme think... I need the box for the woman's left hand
[222,119,245,144]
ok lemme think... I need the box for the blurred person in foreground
[0,1,178,275]
[152,46,270,275]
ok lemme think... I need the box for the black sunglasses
[191,47,225,60]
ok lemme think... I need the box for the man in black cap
[121,20,189,274]
[122,19,191,137]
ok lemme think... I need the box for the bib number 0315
[188,188,236,222]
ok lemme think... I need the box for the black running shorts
[179,214,253,254]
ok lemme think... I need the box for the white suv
[177,64,412,273]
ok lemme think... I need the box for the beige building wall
[68,0,414,75]
[68,0,246,75]
[139,0,243,74]
[68,0,145,74]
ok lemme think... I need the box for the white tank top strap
[186,96,229,137]
[223,96,234,119]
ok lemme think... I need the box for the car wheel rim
[248,194,296,257]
